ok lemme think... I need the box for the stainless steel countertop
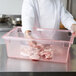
[0,44,76,72]
[0,23,13,32]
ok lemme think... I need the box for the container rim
[2,27,74,44]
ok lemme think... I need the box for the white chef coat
[21,0,76,33]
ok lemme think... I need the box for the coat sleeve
[60,2,76,31]
[21,0,35,33]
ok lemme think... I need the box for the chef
[21,0,76,47]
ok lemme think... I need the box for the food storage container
[2,27,75,63]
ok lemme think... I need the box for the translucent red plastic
[2,27,75,63]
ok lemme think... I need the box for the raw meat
[40,45,53,59]
[20,44,54,60]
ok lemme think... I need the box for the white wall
[0,0,67,15]
[61,0,67,8]
[0,0,23,15]
[72,0,76,18]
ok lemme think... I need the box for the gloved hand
[25,30,37,48]
[71,24,76,36]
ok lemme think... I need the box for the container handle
[73,32,76,37]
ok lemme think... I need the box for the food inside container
[20,44,53,61]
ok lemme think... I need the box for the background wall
[72,0,76,18]
[0,0,23,15]
[61,0,67,8]
[0,0,67,15]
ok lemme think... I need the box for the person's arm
[21,0,38,47]
[60,2,76,32]
[21,0,35,34]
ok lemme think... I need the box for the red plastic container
[2,27,74,63]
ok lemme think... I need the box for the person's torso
[34,0,61,29]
